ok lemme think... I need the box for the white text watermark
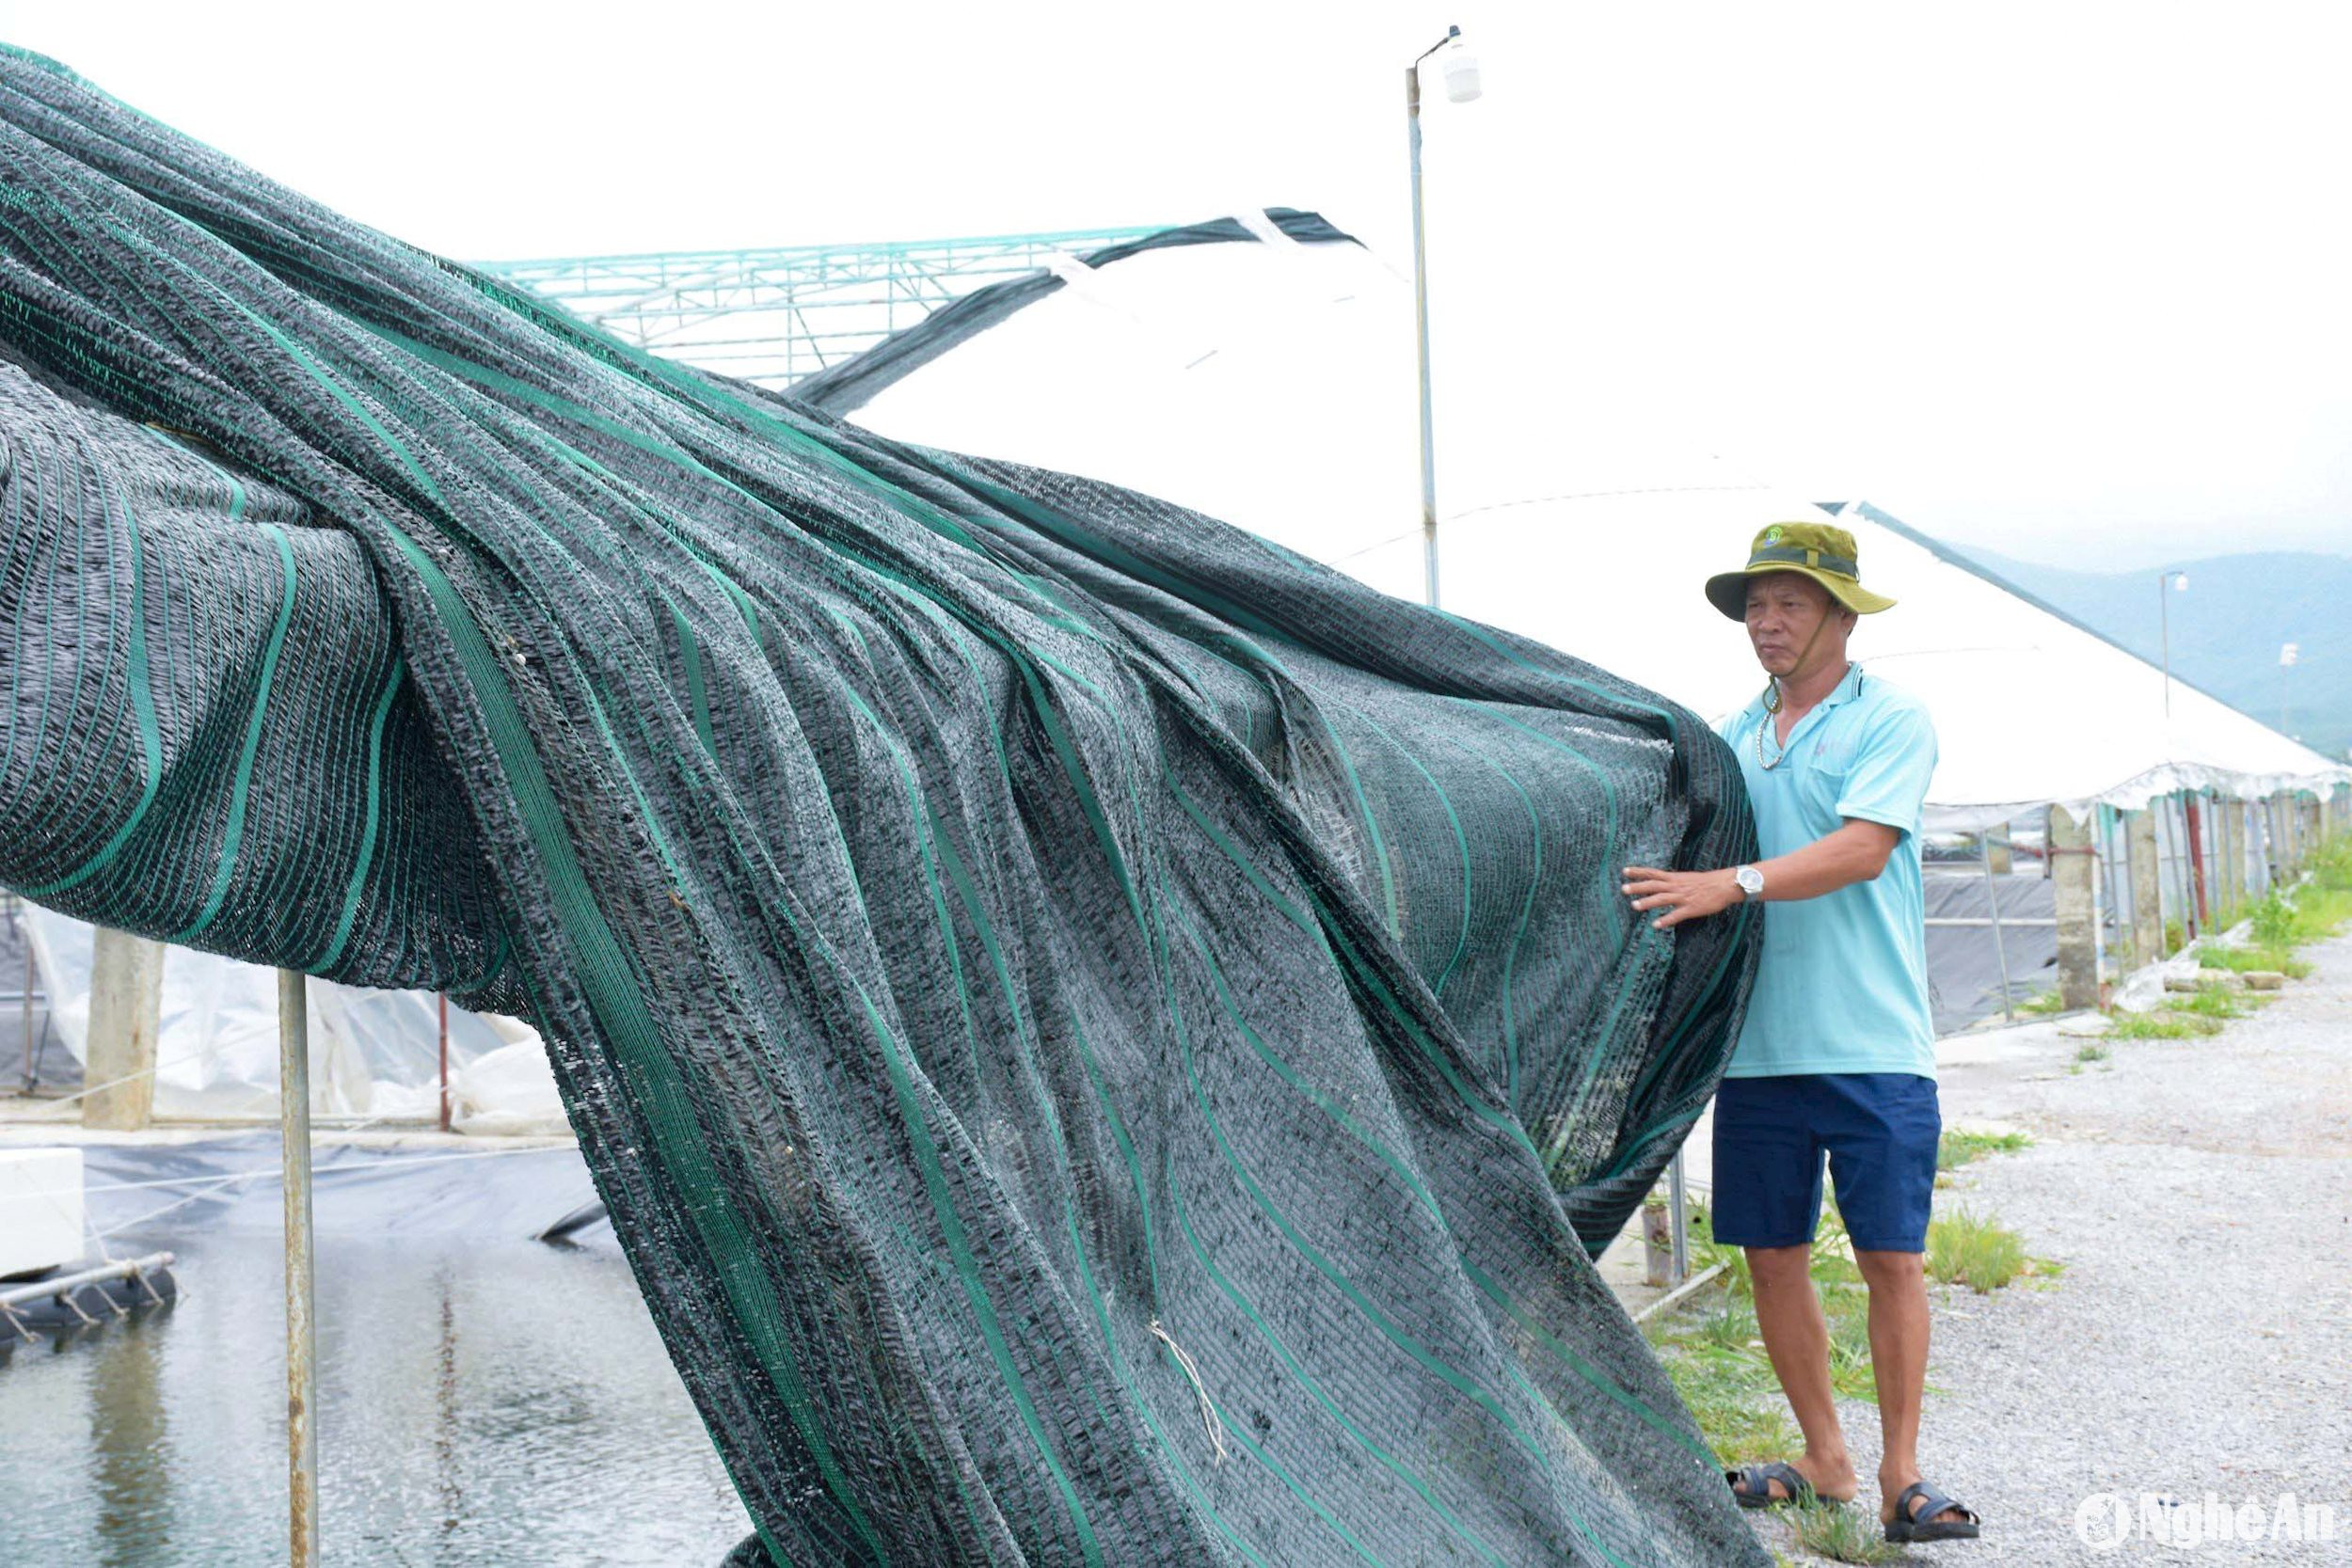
[2074,1491,2337,1549]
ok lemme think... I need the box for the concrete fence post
[2126,808,2163,966]
[2049,803,2100,1009]
[83,927,165,1130]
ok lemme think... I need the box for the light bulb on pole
[1407,24,1481,609]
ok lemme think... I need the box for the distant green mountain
[1960,546,2352,762]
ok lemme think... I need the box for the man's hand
[1619,865,1743,930]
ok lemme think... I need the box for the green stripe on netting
[666,596,720,762]
[146,423,246,518]
[1448,739,1544,1102]
[1174,911,1440,1227]
[1456,1256,1717,1476]
[843,683,1105,1568]
[308,656,404,974]
[375,520,889,1560]
[1166,912,1549,1471]
[1336,702,1472,997]
[169,523,296,942]
[1168,1168,1506,1567]
[21,473,161,897]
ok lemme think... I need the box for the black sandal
[1725,1461,1819,1511]
[1883,1479,1982,1542]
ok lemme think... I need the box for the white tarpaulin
[817,221,2347,829]
[21,902,562,1129]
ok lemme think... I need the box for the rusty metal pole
[437,991,451,1135]
[2185,794,2210,933]
[278,968,319,1566]
[1981,826,2016,1022]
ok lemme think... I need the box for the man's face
[1744,571,1851,678]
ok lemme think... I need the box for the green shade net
[0,47,1764,1566]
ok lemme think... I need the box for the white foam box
[0,1147,85,1277]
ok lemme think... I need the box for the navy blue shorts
[1709,1072,1941,1253]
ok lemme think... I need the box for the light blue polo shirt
[1712,664,1939,1079]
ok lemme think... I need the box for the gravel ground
[1752,927,2352,1565]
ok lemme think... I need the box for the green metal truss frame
[474,227,1164,389]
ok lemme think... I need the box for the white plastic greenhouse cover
[21,905,564,1132]
[822,217,2347,831]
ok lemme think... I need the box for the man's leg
[1824,1073,1969,1531]
[1745,1243,1858,1501]
[1851,1246,1962,1527]
[1711,1075,1855,1503]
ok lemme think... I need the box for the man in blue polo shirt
[1618,522,1980,1545]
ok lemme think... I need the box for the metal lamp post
[278,969,319,1566]
[2157,570,2188,716]
[2279,641,2298,736]
[1407,24,1482,609]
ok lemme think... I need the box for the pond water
[1,1227,752,1563]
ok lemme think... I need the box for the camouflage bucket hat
[1704,521,1897,621]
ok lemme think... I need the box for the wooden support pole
[83,927,165,1131]
[2126,808,2163,967]
[2050,804,2100,1009]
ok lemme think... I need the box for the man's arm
[1620,817,1900,931]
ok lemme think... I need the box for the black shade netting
[0,46,1766,1568]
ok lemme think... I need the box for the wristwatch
[1733,864,1765,900]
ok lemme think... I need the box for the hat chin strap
[1761,612,1842,715]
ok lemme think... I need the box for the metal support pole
[437,991,452,1135]
[1666,1148,1690,1285]
[278,969,319,1567]
[19,902,33,1094]
[1982,826,2015,1021]
[1406,59,1439,609]
[2158,572,2174,718]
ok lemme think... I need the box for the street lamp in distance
[1407,24,1482,610]
[2158,570,2188,717]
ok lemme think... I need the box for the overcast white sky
[7,2,2348,570]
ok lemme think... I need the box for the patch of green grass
[2245,876,2352,951]
[1661,1348,1800,1464]
[1790,1499,1907,1564]
[2201,944,2312,979]
[2314,834,2352,891]
[1938,1129,2031,1170]
[2074,1042,2109,1064]
[2250,890,2297,949]
[1927,1206,2027,1291]
[2164,917,2186,955]
[2290,884,2352,937]
[2015,989,2068,1016]
[1822,1297,1877,1400]
[2106,1009,2225,1041]
[1696,1297,1760,1349]
[2170,986,2249,1020]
